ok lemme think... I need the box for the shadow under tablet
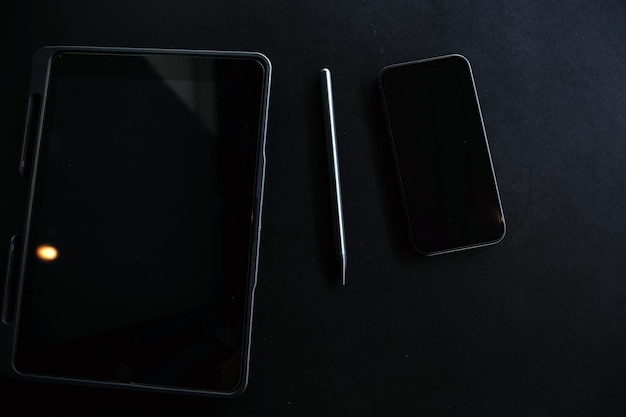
[379,54,505,256]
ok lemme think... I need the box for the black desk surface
[1,1,625,415]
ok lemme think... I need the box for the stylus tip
[341,256,346,286]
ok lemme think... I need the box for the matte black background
[1,1,625,415]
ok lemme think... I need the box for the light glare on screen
[36,244,59,262]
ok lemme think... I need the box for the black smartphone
[1,47,271,397]
[379,54,505,255]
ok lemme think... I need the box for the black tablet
[1,47,271,397]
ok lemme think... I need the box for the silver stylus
[321,68,347,286]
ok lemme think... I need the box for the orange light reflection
[37,244,59,262]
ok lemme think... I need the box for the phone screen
[14,51,269,393]
[379,55,505,255]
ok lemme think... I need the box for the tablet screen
[14,51,268,393]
